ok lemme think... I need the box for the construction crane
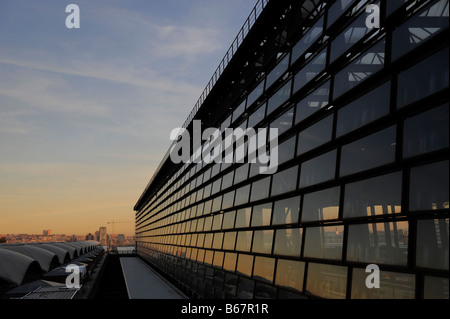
[107,220,131,246]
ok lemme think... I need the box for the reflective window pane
[397,47,449,108]
[299,150,337,188]
[295,80,330,124]
[222,211,236,230]
[271,165,298,197]
[416,218,449,270]
[306,263,347,299]
[298,114,333,155]
[272,196,301,225]
[223,252,237,272]
[403,104,449,158]
[343,172,402,218]
[304,226,344,260]
[266,54,290,89]
[340,126,396,176]
[252,230,274,254]
[292,16,324,63]
[222,190,235,210]
[248,103,266,128]
[247,80,265,109]
[270,106,294,135]
[235,207,252,228]
[277,135,297,165]
[336,81,391,137]
[236,231,253,252]
[250,177,271,202]
[236,254,254,277]
[351,268,415,299]
[293,48,327,94]
[234,164,249,185]
[237,276,255,298]
[409,161,449,211]
[267,80,292,116]
[275,259,305,293]
[347,221,409,266]
[424,276,450,299]
[251,203,272,227]
[274,228,303,257]
[253,256,276,283]
[301,187,340,222]
[234,184,251,206]
[222,231,237,250]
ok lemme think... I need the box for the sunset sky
[0,0,257,236]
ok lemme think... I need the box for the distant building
[117,234,125,245]
[43,230,52,236]
[86,233,94,240]
[98,227,107,245]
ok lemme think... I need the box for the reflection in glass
[340,126,396,176]
[251,203,272,227]
[347,221,409,266]
[304,226,344,260]
[232,100,246,123]
[248,103,266,128]
[277,136,297,165]
[212,196,222,212]
[222,232,237,250]
[274,228,302,257]
[334,40,385,98]
[424,276,450,299]
[295,80,330,124]
[336,81,391,137]
[302,187,340,222]
[351,268,415,299]
[267,80,292,116]
[222,190,235,210]
[397,47,449,108]
[292,16,324,63]
[235,207,252,228]
[416,218,449,270]
[247,80,265,109]
[212,233,223,250]
[403,104,449,158]
[253,256,276,283]
[275,259,305,293]
[221,171,234,190]
[271,165,298,197]
[343,172,402,218]
[222,211,236,229]
[234,164,249,185]
[250,177,271,202]
[392,0,449,61]
[298,114,333,154]
[236,231,253,252]
[236,254,254,277]
[306,262,347,299]
[266,54,290,89]
[299,150,337,188]
[237,276,255,298]
[272,196,301,225]
[293,48,327,94]
[409,161,449,211]
[223,252,237,272]
[270,106,294,135]
[234,184,251,206]
[252,230,274,254]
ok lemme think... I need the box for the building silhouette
[133,0,449,299]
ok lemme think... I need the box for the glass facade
[134,0,449,299]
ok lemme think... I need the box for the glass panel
[250,177,271,202]
[397,47,449,108]
[222,190,235,210]
[204,250,214,265]
[330,12,372,63]
[304,226,344,260]
[212,214,223,231]
[213,251,224,268]
[236,231,253,252]
[351,268,415,299]
[293,48,327,94]
[235,207,252,228]
[212,178,222,195]
[424,276,449,299]
[292,16,324,63]
[204,233,213,248]
[222,231,237,250]
[301,186,340,222]
[252,230,274,254]
[409,160,449,211]
[223,252,237,272]
[336,81,391,137]
[248,103,267,128]
[212,232,223,250]
[232,100,246,123]
[295,80,330,124]
[271,165,298,197]
[266,54,290,89]
[277,135,297,165]
[403,104,449,158]
[253,256,276,283]
[298,114,333,154]
[272,196,301,225]
[267,80,292,116]
[270,106,294,135]
[274,228,303,257]
[234,164,249,185]
[221,171,234,190]
[347,221,409,265]
[334,39,385,98]
[343,172,402,218]
[416,218,449,270]
[203,216,213,231]
[236,254,254,277]
[392,0,449,61]
[251,203,272,227]
[340,126,396,176]
[224,272,238,296]
[299,150,337,188]
[254,282,277,298]
[212,196,222,212]
[275,259,305,293]
[327,0,356,27]
[247,80,265,109]
[237,277,255,298]
[234,184,251,206]
[386,0,407,16]
[306,262,347,299]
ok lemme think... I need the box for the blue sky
[0,0,257,236]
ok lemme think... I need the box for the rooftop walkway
[120,257,187,299]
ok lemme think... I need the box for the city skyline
[0,0,257,236]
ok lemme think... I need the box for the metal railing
[135,0,270,210]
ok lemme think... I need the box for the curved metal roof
[32,243,71,265]
[0,244,59,272]
[0,248,42,286]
